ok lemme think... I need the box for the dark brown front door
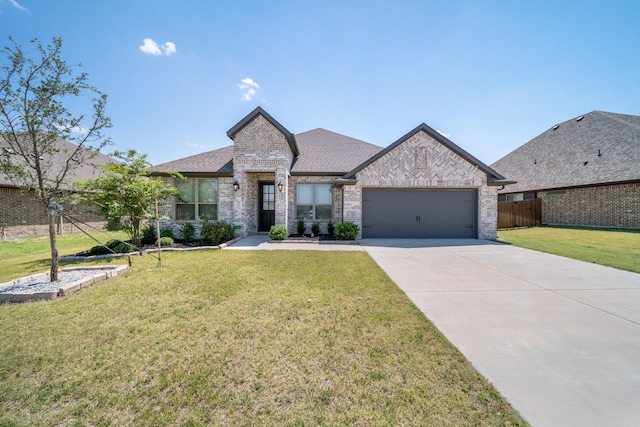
[259,182,275,232]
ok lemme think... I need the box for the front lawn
[0,246,527,426]
[497,225,640,274]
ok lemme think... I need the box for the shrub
[297,219,306,235]
[181,222,195,242]
[88,245,110,255]
[105,239,122,250]
[201,220,235,245]
[160,227,174,239]
[269,225,288,240]
[335,222,359,240]
[311,222,320,236]
[327,221,335,237]
[157,236,174,247]
[141,223,156,245]
[113,242,135,253]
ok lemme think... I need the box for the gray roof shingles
[1,136,115,190]
[155,129,382,175]
[491,111,640,193]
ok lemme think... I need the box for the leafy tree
[75,149,180,247]
[0,37,111,281]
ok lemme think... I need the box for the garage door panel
[362,189,477,238]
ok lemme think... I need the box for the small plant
[141,223,156,245]
[335,221,359,240]
[157,236,174,247]
[201,220,235,245]
[327,221,335,237]
[311,222,320,236]
[180,222,195,243]
[297,219,306,235]
[160,227,174,239]
[269,225,288,240]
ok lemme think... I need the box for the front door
[259,182,275,232]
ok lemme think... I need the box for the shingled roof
[0,135,115,190]
[291,128,382,174]
[154,129,382,175]
[154,145,234,176]
[491,111,640,193]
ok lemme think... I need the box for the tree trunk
[48,208,59,281]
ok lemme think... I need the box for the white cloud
[8,0,28,11]
[237,77,260,101]
[139,38,176,56]
[184,142,205,149]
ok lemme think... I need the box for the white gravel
[0,270,100,294]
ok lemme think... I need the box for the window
[176,178,218,220]
[506,193,524,201]
[296,184,332,220]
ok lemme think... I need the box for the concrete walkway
[360,238,640,427]
[228,235,640,426]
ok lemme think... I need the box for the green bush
[327,221,335,237]
[88,245,110,255]
[141,223,156,245]
[311,222,320,236]
[297,219,306,235]
[201,220,235,245]
[160,227,174,239]
[113,242,135,253]
[335,222,359,240]
[269,225,288,240]
[105,239,122,249]
[180,222,195,242]
[157,237,174,247]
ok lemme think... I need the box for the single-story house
[0,136,113,239]
[491,110,640,229]
[155,107,510,239]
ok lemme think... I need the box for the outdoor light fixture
[277,182,283,192]
[233,181,239,191]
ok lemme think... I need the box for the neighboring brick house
[0,137,113,239]
[491,111,640,229]
[155,107,509,239]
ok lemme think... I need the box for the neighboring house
[491,110,640,229]
[0,137,113,239]
[156,107,508,239]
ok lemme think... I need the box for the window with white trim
[296,183,332,220]
[506,193,524,201]
[176,178,218,220]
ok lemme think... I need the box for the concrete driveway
[360,239,640,427]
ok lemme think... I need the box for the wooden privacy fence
[497,198,541,229]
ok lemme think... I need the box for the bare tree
[0,37,111,281]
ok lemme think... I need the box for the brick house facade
[492,111,640,229]
[1,137,114,239]
[156,107,508,240]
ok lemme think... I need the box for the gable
[345,123,506,187]
[355,129,488,187]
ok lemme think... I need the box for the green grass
[0,231,129,283]
[0,237,527,426]
[498,225,640,274]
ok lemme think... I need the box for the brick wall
[539,182,640,228]
[350,130,498,239]
[0,187,107,239]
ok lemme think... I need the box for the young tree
[75,149,180,247]
[0,37,111,281]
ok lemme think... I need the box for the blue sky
[1,0,639,166]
